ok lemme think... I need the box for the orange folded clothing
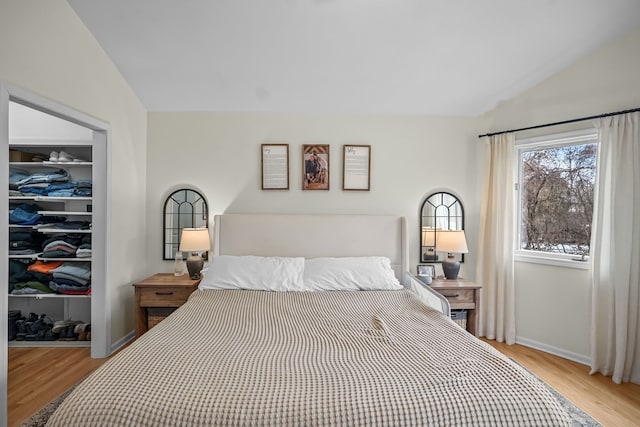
[27,260,64,274]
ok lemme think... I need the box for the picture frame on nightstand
[417,264,435,278]
[417,264,435,285]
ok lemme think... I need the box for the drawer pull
[443,293,460,298]
[155,291,174,296]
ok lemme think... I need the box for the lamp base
[442,255,461,280]
[185,253,204,280]
[422,251,439,262]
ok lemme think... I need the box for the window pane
[519,142,596,256]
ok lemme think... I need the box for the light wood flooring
[8,347,107,427]
[483,339,640,427]
[7,340,640,426]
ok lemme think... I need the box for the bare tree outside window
[519,141,597,256]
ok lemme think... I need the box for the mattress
[48,289,570,426]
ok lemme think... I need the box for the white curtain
[476,133,516,344]
[590,112,640,384]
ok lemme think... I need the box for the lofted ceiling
[67,0,640,115]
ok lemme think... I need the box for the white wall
[3,1,634,368]
[480,26,640,362]
[0,0,148,345]
[146,112,482,278]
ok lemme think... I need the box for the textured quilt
[48,289,570,426]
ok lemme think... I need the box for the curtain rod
[477,106,640,138]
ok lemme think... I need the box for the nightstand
[428,278,482,337]
[133,273,201,338]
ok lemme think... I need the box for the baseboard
[110,330,135,355]
[515,336,591,366]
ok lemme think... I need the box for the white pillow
[199,255,305,291]
[303,256,401,291]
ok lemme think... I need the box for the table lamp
[421,226,438,261]
[179,228,211,279]
[436,230,468,280]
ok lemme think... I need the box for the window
[515,130,597,268]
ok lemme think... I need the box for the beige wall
[480,26,640,362]
[0,0,148,345]
[146,112,482,278]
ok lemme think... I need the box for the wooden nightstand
[133,273,201,338]
[428,278,482,337]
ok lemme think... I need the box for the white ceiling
[67,0,640,116]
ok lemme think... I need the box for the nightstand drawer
[438,289,475,304]
[138,287,192,307]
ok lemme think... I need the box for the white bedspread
[48,289,570,426]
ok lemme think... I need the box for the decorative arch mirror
[420,191,465,263]
[163,188,208,260]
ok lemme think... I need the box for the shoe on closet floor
[59,325,78,341]
[51,319,80,334]
[14,320,27,341]
[74,323,91,341]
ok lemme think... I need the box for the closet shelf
[9,341,91,348]
[9,161,92,167]
[9,294,90,299]
[36,228,91,234]
[37,210,92,216]
[9,196,92,201]
[8,254,39,260]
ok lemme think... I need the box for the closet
[6,99,107,357]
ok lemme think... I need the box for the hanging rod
[477,106,640,138]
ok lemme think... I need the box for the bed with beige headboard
[213,213,409,279]
[47,214,571,426]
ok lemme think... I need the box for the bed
[47,214,570,426]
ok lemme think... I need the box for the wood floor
[8,347,107,427]
[483,339,640,427]
[7,340,640,426]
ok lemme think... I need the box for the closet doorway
[1,82,111,426]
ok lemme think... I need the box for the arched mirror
[163,189,208,260]
[420,191,465,263]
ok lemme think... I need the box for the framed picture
[417,264,436,278]
[342,144,371,191]
[261,144,289,190]
[302,144,330,190]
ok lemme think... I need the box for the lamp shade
[421,227,437,246]
[436,230,468,254]
[179,228,211,252]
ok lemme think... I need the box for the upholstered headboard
[213,214,409,282]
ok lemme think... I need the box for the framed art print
[261,144,289,190]
[343,144,370,191]
[302,144,329,190]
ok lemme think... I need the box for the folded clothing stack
[10,260,62,295]
[14,169,69,194]
[9,203,66,226]
[42,239,78,258]
[9,165,93,197]
[9,229,44,256]
[9,167,30,190]
[44,221,91,231]
[76,243,92,258]
[49,261,91,295]
[40,234,91,258]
